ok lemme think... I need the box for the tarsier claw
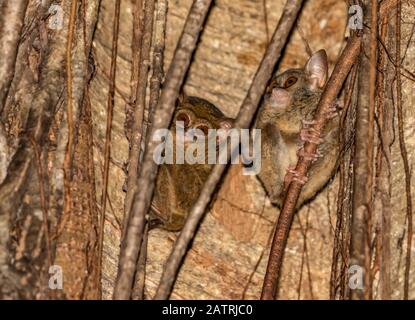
[298,120,324,162]
[285,166,308,186]
[297,148,323,163]
[300,126,324,145]
[301,119,317,127]
[323,100,339,120]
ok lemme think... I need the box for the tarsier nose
[271,88,291,108]
[272,88,286,99]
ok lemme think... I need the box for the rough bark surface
[91,0,413,299]
[0,0,413,300]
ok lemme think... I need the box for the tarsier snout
[270,88,292,108]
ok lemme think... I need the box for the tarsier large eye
[175,112,191,128]
[283,76,298,88]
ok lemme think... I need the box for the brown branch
[395,1,413,300]
[349,0,378,300]
[53,0,101,296]
[154,0,306,300]
[84,85,100,299]
[113,0,214,300]
[131,0,167,300]
[49,0,100,245]
[131,224,148,300]
[330,64,358,300]
[375,13,392,300]
[261,34,362,300]
[98,0,121,296]
[123,0,150,233]
[124,0,144,144]
[148,0,167,123]
[0,123,7,183]
[122,0,156,299]
[28,136,52,269]
[0,0,29,113]
[366,0,378,300]
[123,0,155,230]
[62,0,78,250]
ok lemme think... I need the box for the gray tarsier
[255,49,340,208]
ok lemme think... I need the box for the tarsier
[150,50,339,231]
[255,49,339,207]
[150,96,233,231]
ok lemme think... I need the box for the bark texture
[91,0,415,300]
[0,0,413,300]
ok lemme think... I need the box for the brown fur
[150,96,232,231]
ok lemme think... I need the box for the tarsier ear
[305,49,328,91]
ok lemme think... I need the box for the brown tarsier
[255,49,339,207]
[150,96,233,231]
